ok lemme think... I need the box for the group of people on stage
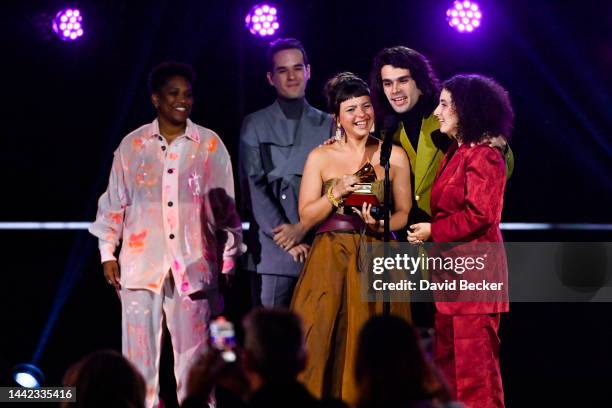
[89,37,515,408]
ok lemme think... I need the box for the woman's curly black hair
[442,74,514,144]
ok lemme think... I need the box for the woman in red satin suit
[408,74,514,408]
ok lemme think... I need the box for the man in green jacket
[369,46,514,225]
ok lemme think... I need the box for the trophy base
[344,193,379,207]
[344,194,383,220]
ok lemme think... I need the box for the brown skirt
[290,231,412,404]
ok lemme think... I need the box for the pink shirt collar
[147,118,201,143]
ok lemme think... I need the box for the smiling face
[151,75,193,126]
[380,65,422,114]
[434,89,459,138]
[336,95,375,140]
[267,48,310,99]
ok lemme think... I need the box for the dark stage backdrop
[1,0,611,406]
[2,0,611,222]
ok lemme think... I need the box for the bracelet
[327,185,343,207]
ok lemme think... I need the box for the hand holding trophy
[344,162,382,220]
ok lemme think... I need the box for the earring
[335,124,343,141]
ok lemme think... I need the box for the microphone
[379,115,398,167]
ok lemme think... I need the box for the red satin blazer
[430,143,509,315]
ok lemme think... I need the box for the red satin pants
[434,313,504,408]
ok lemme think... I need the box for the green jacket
[396,114,514,217]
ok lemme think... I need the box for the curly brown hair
[442,74,514,144]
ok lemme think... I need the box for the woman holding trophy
[290,72,412,403]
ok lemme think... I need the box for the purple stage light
[446,0,481,33]
[52,8,84,41]
[245,3,279,37]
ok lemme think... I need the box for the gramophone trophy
[344,162,383,219]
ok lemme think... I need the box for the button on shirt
[89,118,245,295]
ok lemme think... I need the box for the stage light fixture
[446,1,481,33]
[12,363,45,388]
[245,4,280,37]
[52,8,84,41]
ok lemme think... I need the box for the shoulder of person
[305,103,333,121]
[240,103,279,138]
[246,102,280,120]
[307,144,332,161]
[390,143,409,163]
[467,143,503,156]
[194,124,231,156]
[466,143,504,164]
[117,122,153,152]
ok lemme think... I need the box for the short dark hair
[266,38,309,72]
[370,46,440,124]
[355,316,443,406]
[148,61,196,94]
[61,350,145,408]
[324,72,370,116]
[242,308,306,384]
[442,74,514,144]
